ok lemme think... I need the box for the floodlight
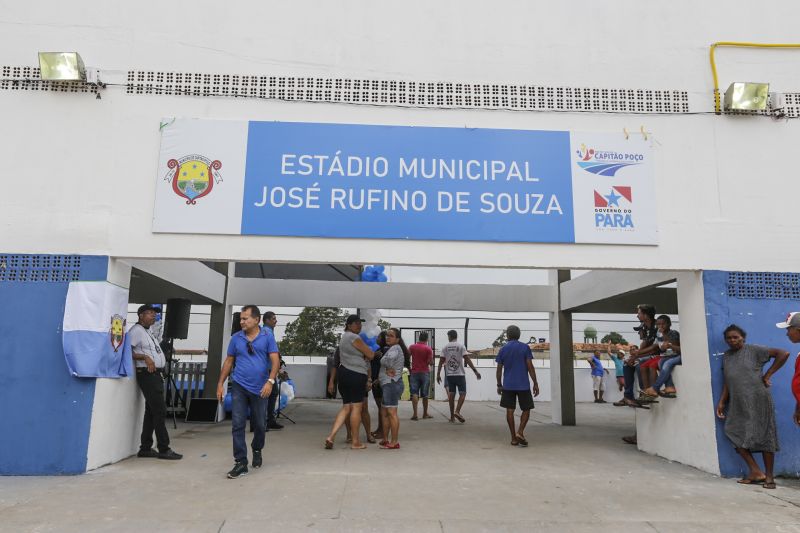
[38,52,86,81]
[723,82,769,111]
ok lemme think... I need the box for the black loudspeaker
[164,298,191,339]
[231,312,241,335]
[185,398,220,423]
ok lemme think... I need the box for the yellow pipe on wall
[710,42,800,114]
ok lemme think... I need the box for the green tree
[279,307,347,355]
[378,318,392,331]
[492,329,508,348]
[600,332,628,345]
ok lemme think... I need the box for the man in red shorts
[775,312,800,426]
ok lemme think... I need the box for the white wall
[285,358,622,403]
[86,259,145,470]
[2,1,800,271]
[86,377,143,470]
[635,272,720,475]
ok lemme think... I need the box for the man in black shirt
[615,304,659,409]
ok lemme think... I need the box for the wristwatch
[267,378,276,385]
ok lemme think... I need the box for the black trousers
[136,370,170,452]
[266,383,278,425]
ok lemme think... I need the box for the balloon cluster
[359,308,383,351]
[358,267,389,350]
[361,265,388,282]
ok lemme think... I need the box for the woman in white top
[378,328,408,449]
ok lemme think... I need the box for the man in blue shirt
[216,305,280,479]
[588,350,610,403]
[495,325,540,447]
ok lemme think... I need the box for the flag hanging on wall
[63,281,133,378]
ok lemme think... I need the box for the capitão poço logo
[163,155,222,205]
[594,186,634,229]
[576,144,643,176]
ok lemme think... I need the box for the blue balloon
[361,264,388,282]
[359,332,379,351]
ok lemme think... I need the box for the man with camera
[130,304,182,460]
[217,305,280,479]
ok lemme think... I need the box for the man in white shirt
[130,304,182,460]
[436,330,481,423]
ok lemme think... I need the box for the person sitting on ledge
[643,315,681,399]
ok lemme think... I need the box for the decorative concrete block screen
[726,272,800,300]
[0,254,83,282]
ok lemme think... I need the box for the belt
[136,367,165,374]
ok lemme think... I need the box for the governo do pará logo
[164,155,222,205]
[575,144,643,177]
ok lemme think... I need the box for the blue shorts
[445,375,466,395]
[408,372,430,398]
[381,379,404,408]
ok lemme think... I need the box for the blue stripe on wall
[0,254,108,475]
[704,270,800,478]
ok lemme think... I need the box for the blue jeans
[653,356,682,390]
[231,381,267,465]
[623,364,644,399]
[408,372,430,398]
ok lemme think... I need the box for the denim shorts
[381,379,404,407]
[408,372,430,398]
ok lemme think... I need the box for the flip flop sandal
[762,481,777,489]
[324,439,334,450]
[454,414,465,423]
[510,440,520,446]
[737,478,766,485]
[351,443,367,450]
[410,416,419,421]
[423,414,434,419]
[623,399,647,409]
[516,435,529,447]
[366,435,377,444]
[379,440,389,447]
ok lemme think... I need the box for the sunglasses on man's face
[247,341,255,355]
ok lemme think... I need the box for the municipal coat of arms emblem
[110,314,126,352]
[164,155,222,205]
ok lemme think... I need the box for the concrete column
[203,262,233,398]
[635,271,721,474]
[549,269,575,426]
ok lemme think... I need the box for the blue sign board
[154,119,657,245]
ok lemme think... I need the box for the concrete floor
[2,399,799,532]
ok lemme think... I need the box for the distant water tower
[584,325,598,343]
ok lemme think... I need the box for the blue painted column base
[0,254,108,474]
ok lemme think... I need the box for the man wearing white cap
[775,312,800,426]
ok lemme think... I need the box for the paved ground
[2,399,799,532]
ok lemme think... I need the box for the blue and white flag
[63,281,133,378]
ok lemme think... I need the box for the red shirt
[793,354,800,405]
[409,342,433,374]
